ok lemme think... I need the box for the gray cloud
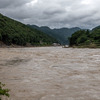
[0,0,100,29]
[0,0,32,8]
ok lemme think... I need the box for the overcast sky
[0,0,100,29]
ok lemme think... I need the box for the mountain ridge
[28,24,81,44]
[0,13,58,47]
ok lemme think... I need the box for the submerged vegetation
[0,13,58,46]
[69,26,100,48]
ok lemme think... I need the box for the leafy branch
[0,82,10,100]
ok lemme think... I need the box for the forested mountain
[28,25,80,44]
[69,26,100,48]
[0,13,57,46]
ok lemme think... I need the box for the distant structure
[62,45,69,48]
[52,43,60,46]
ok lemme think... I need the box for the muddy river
[0,47,100,100]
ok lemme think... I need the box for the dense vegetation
[28,25,80,45]
[69,26,100,48]
[0,13,58,46]
[0,82,9,100]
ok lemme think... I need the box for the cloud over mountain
[0,0,100,29]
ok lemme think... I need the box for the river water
[0,47,100,100]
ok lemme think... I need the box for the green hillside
[28,25,80,45]
[0,13,57,46]
[69,26,100,48]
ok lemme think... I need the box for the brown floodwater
[0,47,100,100]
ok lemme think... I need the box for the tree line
[69,26,100,48]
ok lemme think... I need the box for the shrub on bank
[0,82,10,100]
